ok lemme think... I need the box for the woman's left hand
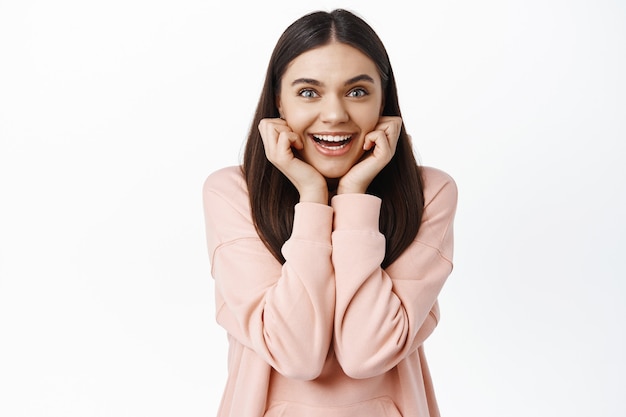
[337,116,402,194]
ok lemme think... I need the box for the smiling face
[277,41,384,180]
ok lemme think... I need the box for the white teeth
[313,134,351,142]
[319,142,348,150]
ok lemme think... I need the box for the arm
[203,168,335,380]
[331,168,457,379]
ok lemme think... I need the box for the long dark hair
[242,9,424,268]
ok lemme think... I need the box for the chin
[314,164,351,180]
[311,156,361,180]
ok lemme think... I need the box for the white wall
[1,1,624,416]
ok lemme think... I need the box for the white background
[1,0,624,416]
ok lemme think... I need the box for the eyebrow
[291,74,376,87]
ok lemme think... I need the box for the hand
[258,118,328,203]
[337,116,402,194]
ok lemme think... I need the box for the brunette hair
[242,9,424,268]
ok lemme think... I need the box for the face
[277,42,384,179]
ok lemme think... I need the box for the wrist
[299,186,329,204]
[337,178,368,195]
[336,185,366,195]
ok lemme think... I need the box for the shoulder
[203,165,246,195]
[202,166,259,253]
[202,165,251,217]
[420,166,458,209]
[409,166,457,256]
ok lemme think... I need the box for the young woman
[203,9,457,417]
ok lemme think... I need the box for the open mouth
[312,134,353,150]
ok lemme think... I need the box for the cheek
[356,108,383,133]
[285,107,316,133]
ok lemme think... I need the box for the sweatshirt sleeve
[330,167,457,379]
[202,167,335,380]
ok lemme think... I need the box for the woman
[203,8,457,417]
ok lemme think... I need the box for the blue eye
[348,88,368,97]
[298,89,319,98]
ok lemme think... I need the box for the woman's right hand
[258,118,328,204]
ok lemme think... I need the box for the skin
[258,41,402,205]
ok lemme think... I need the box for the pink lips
[310,133,354,156]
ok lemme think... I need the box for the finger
[258,117,288,131]
[363,131,393,158]
[363,132,376,151]
[276,131,303,152]
[284,131,304,150]
[376,115,402,129]
[375,117,402,152]
[377,117,401,136]
[258,118,292,150]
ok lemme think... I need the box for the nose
[320,96,349,123]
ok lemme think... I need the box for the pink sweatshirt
[202,165,457,417]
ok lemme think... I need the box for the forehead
[282,42,380,84]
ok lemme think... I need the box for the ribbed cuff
[331,194,381,231]
[290,202,333,240]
